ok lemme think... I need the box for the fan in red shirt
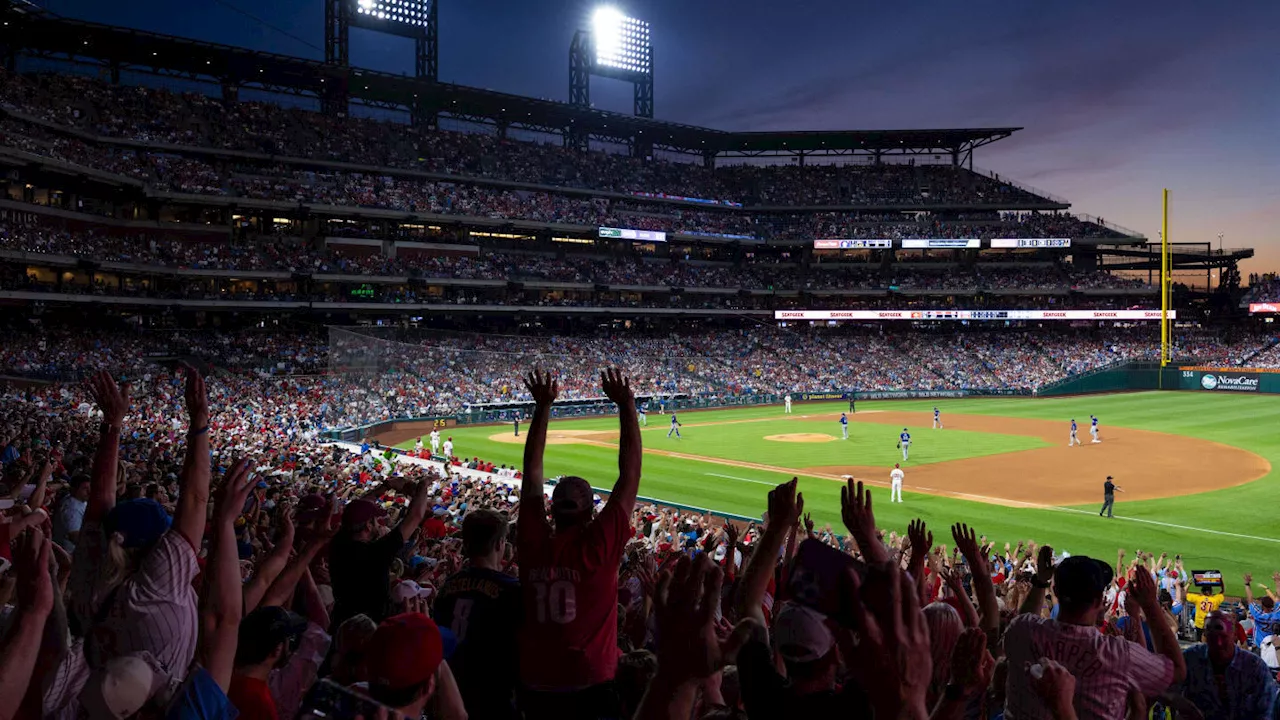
[516,368,641,720]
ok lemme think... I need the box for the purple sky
[42,0,1280,274]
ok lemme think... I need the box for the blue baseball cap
[105,499,172,549]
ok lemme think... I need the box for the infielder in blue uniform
[667,411,682,438]
[898,428,911,461]
[1069,419,1081,447]
[840,412,849,439]
[1090,415,1101,444]
[933,406,943,429]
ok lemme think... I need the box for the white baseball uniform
[784,394,792,413]
[890,467,904,503]
[442,440,453,459]
[430,430,440,453]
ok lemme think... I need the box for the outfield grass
[403,392,1280,587]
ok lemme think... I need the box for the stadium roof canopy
[0,1,1020,162]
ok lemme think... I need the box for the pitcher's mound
[765,433,835,443]
[488,429,618,446]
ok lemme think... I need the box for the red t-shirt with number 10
[517,499,630,691]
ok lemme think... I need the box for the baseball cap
[391,579,434,604]
[1053,555,1114,606]
[773,602,834,663]
[341,498,387,528]
[79,651,171,719]
[104,499,172,549]
[235,606,308,665]
[295,493,327,523]
[365,613,444,690]
[550,476,592,516]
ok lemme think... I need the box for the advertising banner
[775,309,1175,321]
[1196,371,1260,392]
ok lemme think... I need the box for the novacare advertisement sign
[1199,372,1261,392]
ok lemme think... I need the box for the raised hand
[182,363,209,428]
[653,553,755,681]
[767,478,803,531]
[523,368,559,406]
[87,370,127,426]
[803,512,815,534]
[908,518,933,558]
[948,628,995,699]
[1128,564,1159,611]
[951,523,988,573]
[1035,545,1055,585]
[599,368,634,407]
[1272,571,1280,587]
[1244,573,1253,585]
[841,479,887,564]
[15,526,53,615]
[213,459,255,527]
[841,560,931,718]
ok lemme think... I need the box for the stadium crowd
[0,70,1074,211]
[2,361,1278,720]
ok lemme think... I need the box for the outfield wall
[1038,363,1280,397]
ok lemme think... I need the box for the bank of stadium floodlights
[570,7,654,119]
[325,0,437,114]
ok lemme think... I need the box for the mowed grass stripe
[405,392,1280,584]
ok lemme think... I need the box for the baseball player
[784,393,793,414]
[839,412,849,440]
[898,428,911,462]
[933,406,943,429]
[414,436,424,455]
[1068,419,1080,447]
[667,411,682,439]
[1090,415,1101,444]
[637,399,648,426]
[849,396,856,414]
[890,463,905,503]
[429,428,441,455]
[442,436,454,460]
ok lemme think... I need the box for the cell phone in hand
[789,538,866,626]
[299,679,393,719]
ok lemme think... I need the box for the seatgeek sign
[774,310,1176,321]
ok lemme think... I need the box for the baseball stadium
[2,0,1280,716]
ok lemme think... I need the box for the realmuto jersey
[1003,614,1173,720]
[518,501,630,690]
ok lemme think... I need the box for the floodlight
[592,6,651,75]
[347,0,431,36]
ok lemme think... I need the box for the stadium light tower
[324,0,438,119]
[570,6,654,119]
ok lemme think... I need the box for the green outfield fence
[1036,361,1280,396]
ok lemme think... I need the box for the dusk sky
[41,0,1280,275]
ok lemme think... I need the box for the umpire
[1099,475,1124,518]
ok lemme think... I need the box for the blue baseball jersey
[934,408,940,418]
[1091,417,1099,428]
[840,415,848,426]
[900,431,911,443]
[1071,421,1078,432]
[670,413,679,425]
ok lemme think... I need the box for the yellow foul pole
[1161,189,1170,367]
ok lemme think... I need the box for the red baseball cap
[365,613,443,690]
[341,499,387,528]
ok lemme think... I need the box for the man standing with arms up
[1100,476,1123,518]
[517,368,642,720]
